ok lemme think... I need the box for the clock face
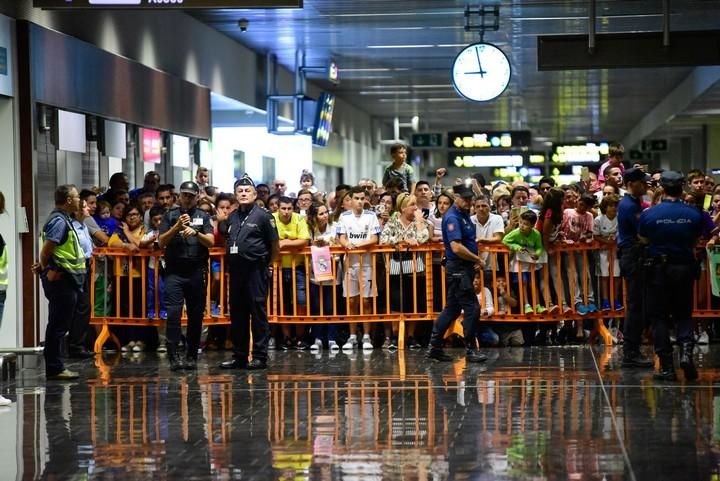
[451,42,511,102]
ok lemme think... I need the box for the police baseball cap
[452,184,475,199]
[660,170,684,189]
[622,167,650,184]
[234,173,255,190]
[179,181,199,195]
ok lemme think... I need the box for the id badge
[192,218,204,227]
[230,245,239,255]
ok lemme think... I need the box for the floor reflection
[8,348,720,480]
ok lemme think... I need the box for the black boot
[679,342,698,381]
[167,343,186,371]
[621,348,654,368]
[653,354,677,381]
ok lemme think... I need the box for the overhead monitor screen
[552,142,609,163]
[34,0,302,9]
[141,128,162,164]
[450,152,524,168]
[448,130,531,150]
[312,93,335,147]
[172,134,190,168]
[57,109,86,154]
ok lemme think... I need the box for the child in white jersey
[594,194,623,311]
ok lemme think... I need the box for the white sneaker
[132,341,145,353]
[329,340,340,352]
[268,337,276,350]
[342,335,357,351]
[310,339,323,351]
[697,330,710,345]
[121,341,135,353]
[0,395,11,406]
[362,335,373,351]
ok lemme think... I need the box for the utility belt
[163,258,208,276]
[645,255,693,267]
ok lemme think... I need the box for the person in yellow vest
[0,191,12,404]
[32,185,87,380]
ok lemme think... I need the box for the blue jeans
[147,267,165,312]
[476,325,499,346]
[309,283,337,342]
[282,267,307,313]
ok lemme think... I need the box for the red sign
[142,128,162,163]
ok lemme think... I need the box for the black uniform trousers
[619,247,646,353]
[164,268,207,354]
[646,261,696,355]
[429,261,479,350]
[68,259,91,352]
[41,273,80,376]
[229,262,271,363]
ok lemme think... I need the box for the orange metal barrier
[89,242,720,352]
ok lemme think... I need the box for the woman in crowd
[108,203,151,352]
[429,191,453,242]
[306,202,341,351]
[380,192,430,349]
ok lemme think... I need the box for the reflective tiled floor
[2,346,720,480]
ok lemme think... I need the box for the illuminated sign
[328,62,339,84]
[141,128,162,163]
[552,142,609,163]
[450,153,524,168]
[529,153,546,164]
[34,0,302,8]
[448,130,531,150]
[312,93,335,147]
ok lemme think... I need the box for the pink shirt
[561,209,593,242]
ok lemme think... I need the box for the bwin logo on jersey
[348,233,367,240]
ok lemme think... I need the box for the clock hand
[475,46,486,78]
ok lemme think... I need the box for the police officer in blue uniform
[427,184,487,363]
[638,171,702,381]
[616,167,654,369]
[219,174,279,370]
[159,181,214,371]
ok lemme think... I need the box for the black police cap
[234,173,256,190]
[660,170,684,189]
[452,184,475,199]
[179,181,199,195]
[622,167,650,184]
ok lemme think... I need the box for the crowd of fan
[73,143,720,355]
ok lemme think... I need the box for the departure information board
[34,0,301,8]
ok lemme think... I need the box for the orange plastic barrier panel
[88,242,720,352]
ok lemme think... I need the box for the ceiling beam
[622,66,720,148]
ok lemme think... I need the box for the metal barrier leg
[590,318,613,346]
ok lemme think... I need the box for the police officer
[638,171,702,381]
[219,174,279,370]
[427,184,486,363]
[158,181,214,371]
[616,167,654,369]
[32,185,86,380]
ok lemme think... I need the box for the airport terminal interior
[0,0,720,480]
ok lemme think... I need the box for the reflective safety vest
[0,236,7,291]
[42,211,86,287]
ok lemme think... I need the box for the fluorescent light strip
[367,44,434,49]
[365,84,452,89]
[318,11,460,18]
[359,91,412,95]
[341,68,410,72]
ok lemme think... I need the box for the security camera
[238,19,249,32]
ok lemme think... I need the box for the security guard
[616,167,654,369]
[158,181,214,371]
[427,183,486,363]
[638,171,702,381]
[219,174,279,370]
[33,185,86,380]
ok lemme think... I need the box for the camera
[238,19,249,32]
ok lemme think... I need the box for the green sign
[411,133,443,148]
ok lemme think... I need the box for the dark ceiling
[191,0,720,149]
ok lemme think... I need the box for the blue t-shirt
[44,210,71,245]
[638,199,702,262]
[617,194,643,249]
[72,219,93,260]
[94,216,119,236]
[442,204,478,261]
